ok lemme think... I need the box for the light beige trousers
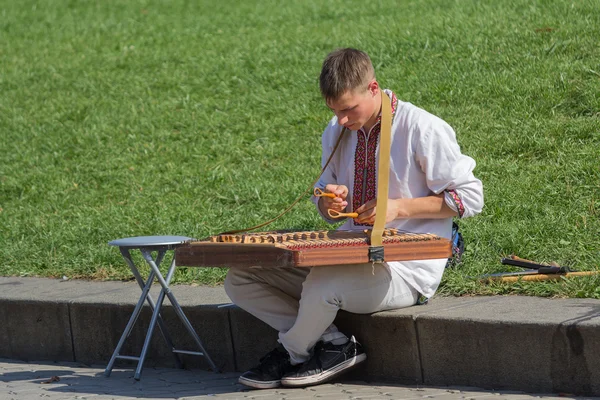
[224,263,418,364]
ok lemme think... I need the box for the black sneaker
[238,345,296,389]
[281,335,366,387]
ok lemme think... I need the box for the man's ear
[367,80,379,96]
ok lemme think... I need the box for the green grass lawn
[1,0,599,297]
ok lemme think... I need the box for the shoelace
[259,348,284,363]
[257,348,288,373]
[306,342,328,370]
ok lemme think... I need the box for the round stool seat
[108,236,194,248]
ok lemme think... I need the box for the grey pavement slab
[333,311,421,384]
[2,359,596,400]
[69,303,234,371]
[0,277,231,306]
[0,277,235,373]
[0,300,74,362]
[227,307,279,372]
[414,296,600,395]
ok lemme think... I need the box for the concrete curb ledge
[1,277,599,396]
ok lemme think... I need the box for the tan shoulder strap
[369,90,393,262]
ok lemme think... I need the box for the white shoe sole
[281,353,367,387]
[238,376,280,389]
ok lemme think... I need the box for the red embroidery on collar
[351,91,398,226]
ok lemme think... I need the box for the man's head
[320,48,381,131]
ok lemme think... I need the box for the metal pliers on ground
[500,255,573,274]
[477,255,573,280]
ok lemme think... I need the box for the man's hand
[318,184,349,214]
[354,198,408,225]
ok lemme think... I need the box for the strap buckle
[368,246,385,263]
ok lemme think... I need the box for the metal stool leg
[142,250,220,373]
[167,292,220,372]
[120,248,183,369]
[133,249,179,380]
[104,270,155,377]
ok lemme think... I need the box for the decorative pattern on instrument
[208,229,441,250]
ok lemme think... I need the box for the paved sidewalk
[1,359,595,400]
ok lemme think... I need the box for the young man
[224,48,483,389]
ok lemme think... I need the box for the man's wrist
[395,198,413,219]
[396,195,455,219]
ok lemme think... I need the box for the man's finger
[356,203,376,215]
[335,187,348,198]
[364,200,377,210]
[325,184,339,193]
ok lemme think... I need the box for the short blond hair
[319,48,375,101]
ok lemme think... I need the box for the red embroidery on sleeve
[447,190,465,218]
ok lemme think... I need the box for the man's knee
[303,265,342,289]
[300,269,340,306]
[224,267,243,302]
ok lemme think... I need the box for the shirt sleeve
[311,119,342,224]
[414,117,484,219]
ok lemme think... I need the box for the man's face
[326,84,378,131]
